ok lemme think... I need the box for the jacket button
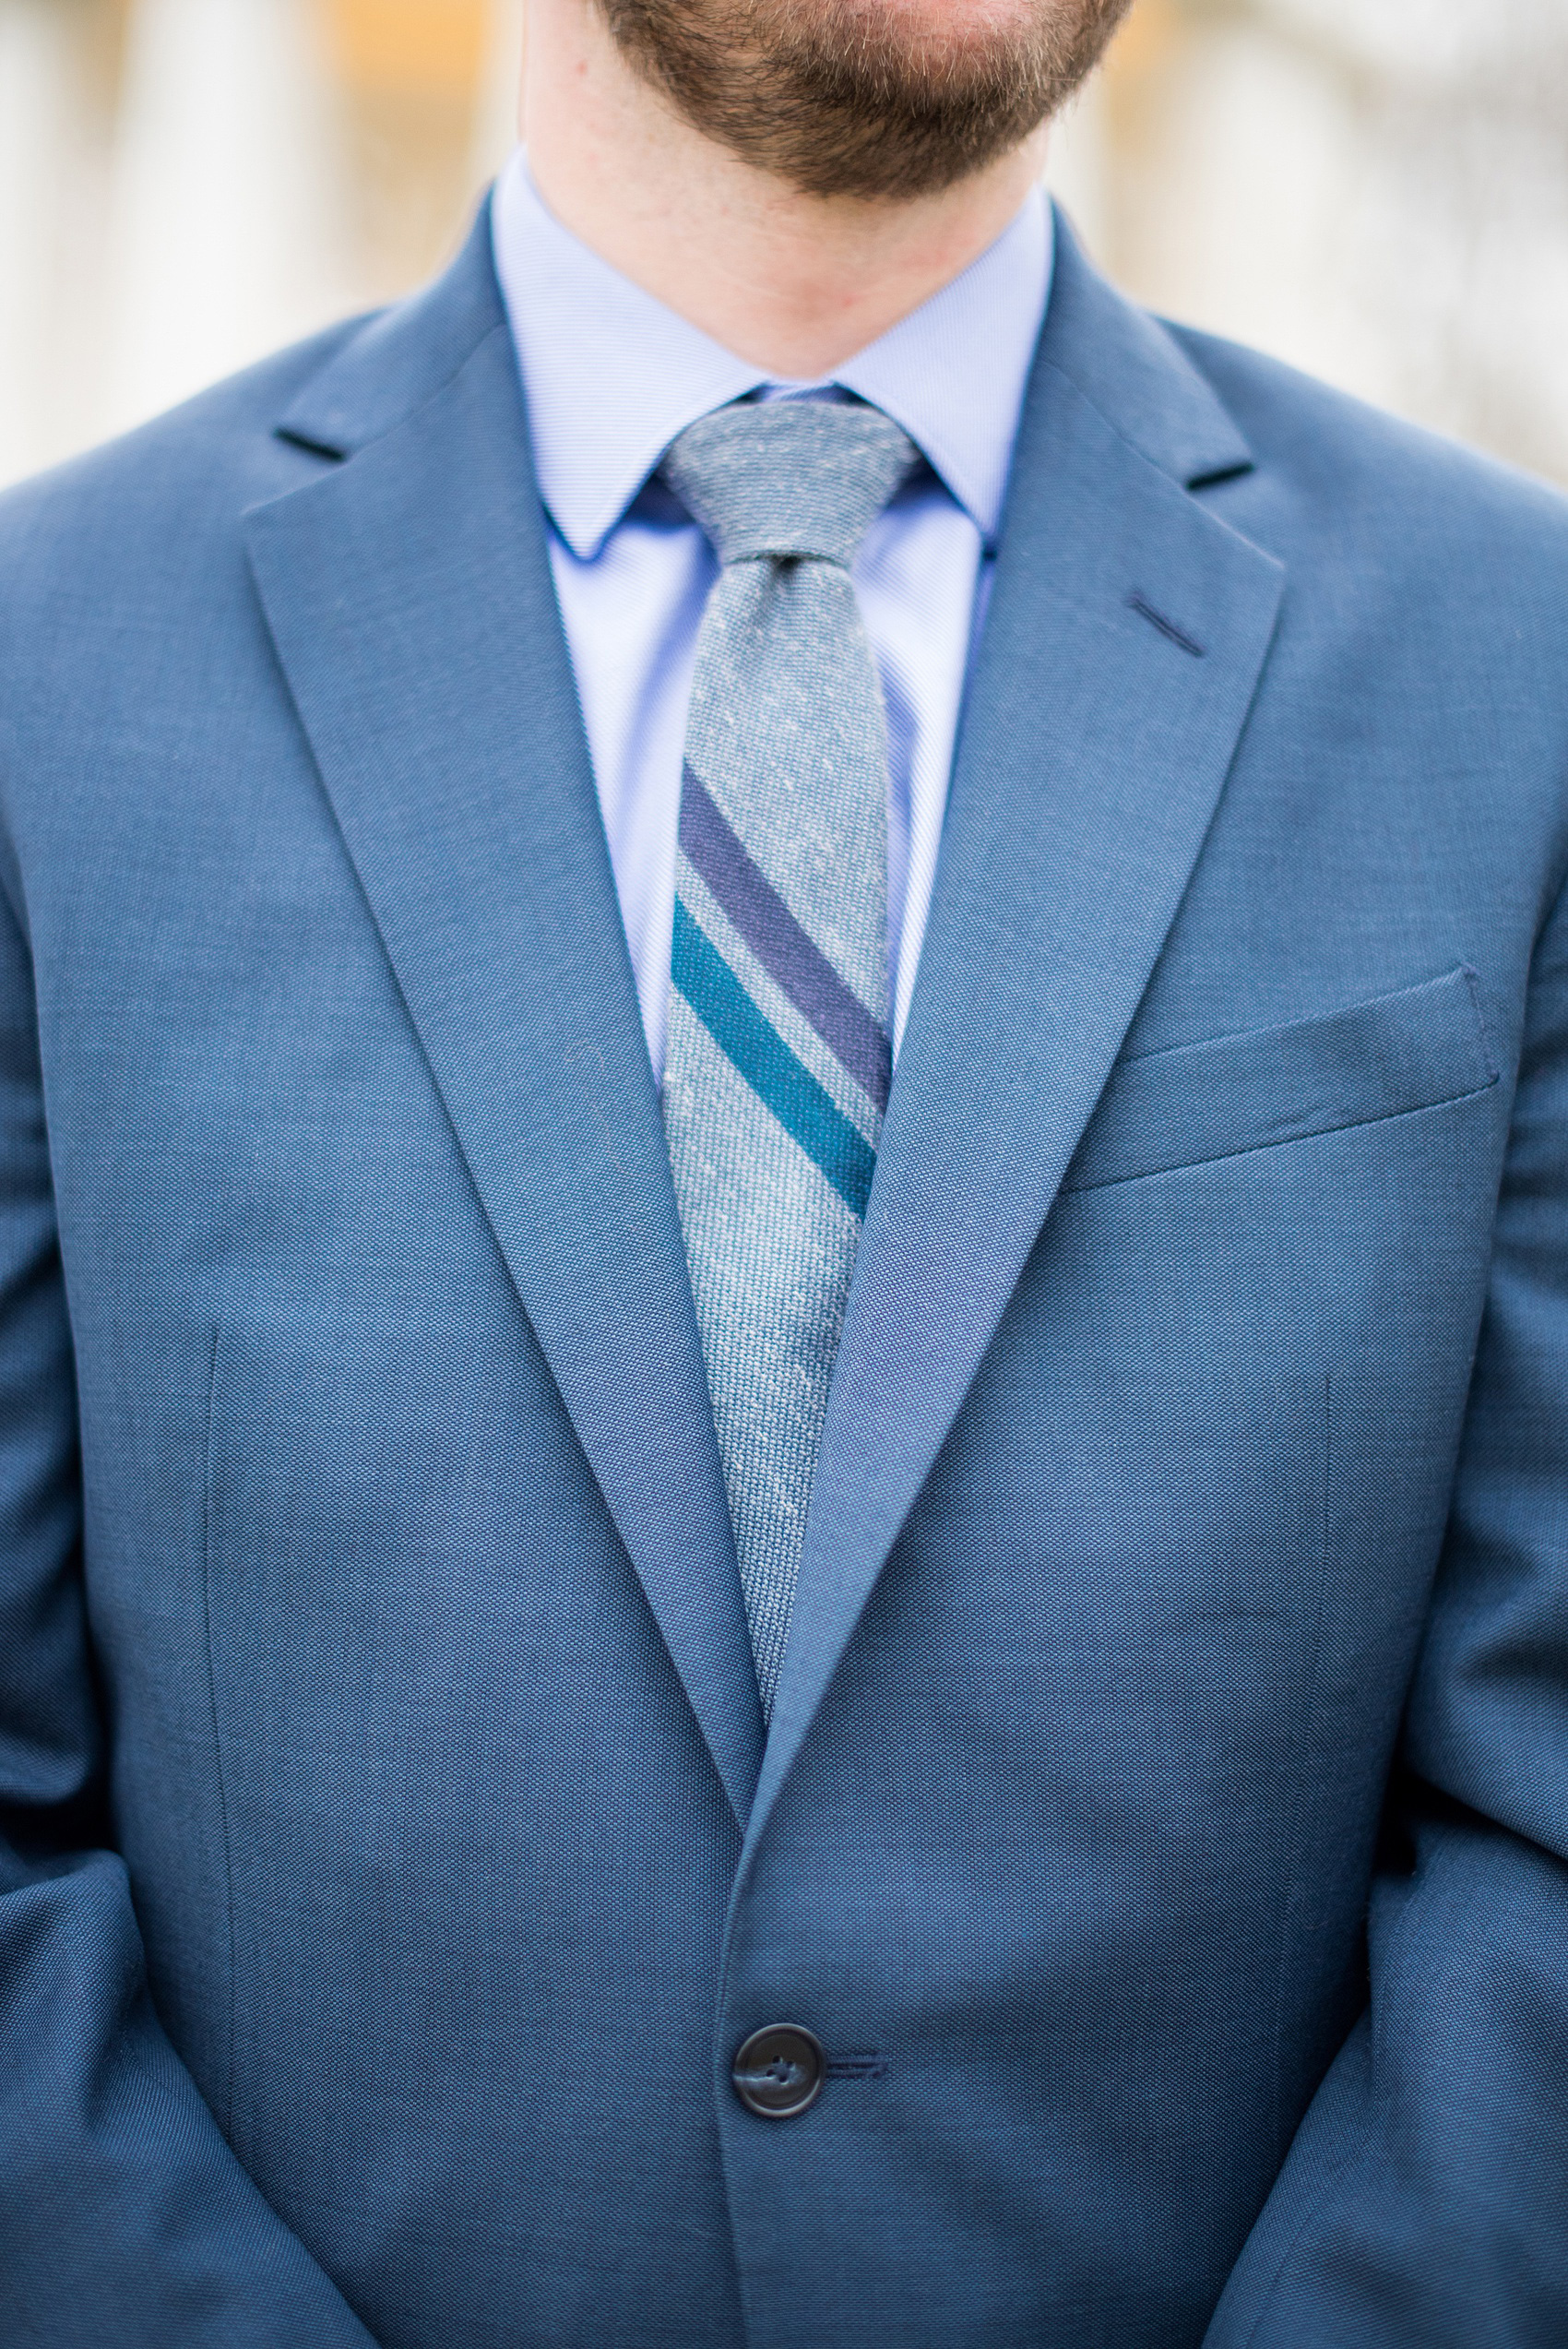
[731,2024,826,2119]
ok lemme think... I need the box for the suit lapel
[748,222,1286,1842]
[244,219,764,1826]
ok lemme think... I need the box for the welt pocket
[1063,964,1497,1193]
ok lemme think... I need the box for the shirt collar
[491,148,1053,560]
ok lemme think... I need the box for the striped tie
[659,399,919,1713]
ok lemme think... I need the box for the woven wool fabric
[11,199,1568,2349]
[659,400,919,1710]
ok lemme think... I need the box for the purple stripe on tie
[680,763,892,1115]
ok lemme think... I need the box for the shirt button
[731,2024,826,2119]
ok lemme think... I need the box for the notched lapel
[750,223,1286,1842]
[244,246,764,1826]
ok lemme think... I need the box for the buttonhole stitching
[1127,592,1206,658]
[826,2054,890,2081]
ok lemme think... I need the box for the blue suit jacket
[2,205,1567,2348]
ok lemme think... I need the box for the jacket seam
[201,1318,238,2144]
[1231,1853,1438,2349]
[1266,1371,1335,2165]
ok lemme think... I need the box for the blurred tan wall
[0,0,523,485]
[1053,0,1568,487]
[3,0,1567,491]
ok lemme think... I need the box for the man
[2,0,1566,2339]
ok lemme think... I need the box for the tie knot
[659,399,920,568]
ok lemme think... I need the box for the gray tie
[659,399,919,1714]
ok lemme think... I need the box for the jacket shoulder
[1168,319,1568,574]
[0,314,375,578]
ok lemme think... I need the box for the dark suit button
[731,2024,826,2119]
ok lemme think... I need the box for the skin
[521,0,1056,376]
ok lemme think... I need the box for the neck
[520,0,1049,379]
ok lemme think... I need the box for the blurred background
[3,0,1567,492]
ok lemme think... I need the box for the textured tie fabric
[659,399,920,1713]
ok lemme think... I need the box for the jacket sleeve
[1206,873,1568,2346]
[0,880,377,2346]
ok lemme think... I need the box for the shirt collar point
[499,159,1050,564]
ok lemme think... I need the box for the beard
[595,0,1134,200]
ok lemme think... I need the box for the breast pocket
[1063,964,1497,1193]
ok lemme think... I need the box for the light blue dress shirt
[491,150,1053,1077]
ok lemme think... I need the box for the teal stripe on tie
[671,897,875,1220]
